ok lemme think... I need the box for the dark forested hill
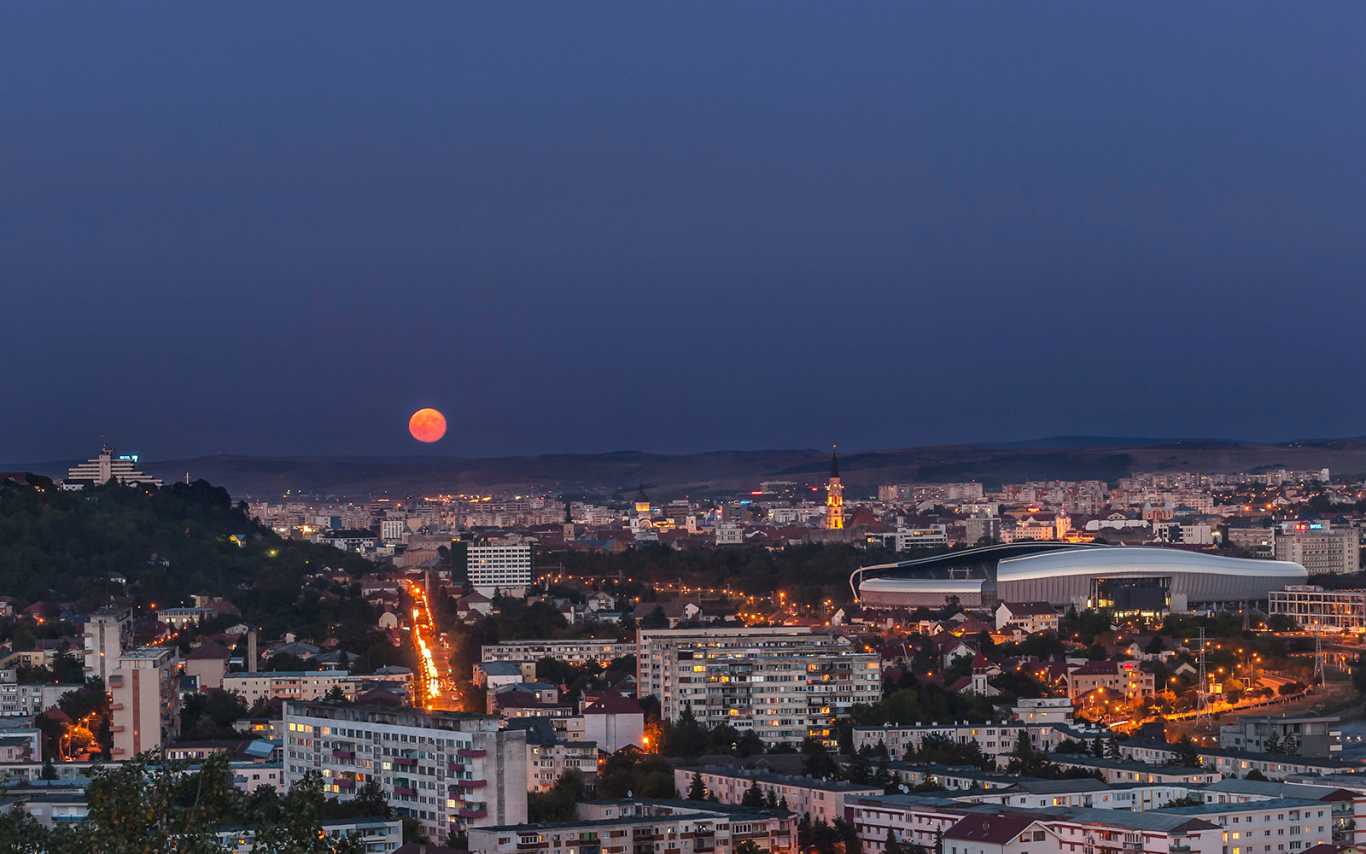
[0,478,374,637]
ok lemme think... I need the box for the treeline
[0,753,402,853]
[0,479,380,640]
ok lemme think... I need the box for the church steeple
[825,443,844,531]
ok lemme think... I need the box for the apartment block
[83,607,133,682]
[468,799,797,854]
[222,670,412,707]
[283,701,527,844]
[110,647,181,760]
[466,542,534,597]
[1275,525,1359,575]
[480,639,637,668]
[851,722,1076,769]
[1218,716,1342,758]
[674,767,881,824]
[637,627,880,745]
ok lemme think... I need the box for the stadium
[850,543,1307,613]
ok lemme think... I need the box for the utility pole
[1313,623,1326,687]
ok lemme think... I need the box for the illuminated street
[405,580,459,710]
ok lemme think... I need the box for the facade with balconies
[282,701,527,845]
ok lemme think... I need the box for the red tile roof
[944,814,1039,845]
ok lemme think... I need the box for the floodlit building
[853,543,1306,611]
[62,446,162,489]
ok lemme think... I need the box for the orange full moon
[408,408,448,443]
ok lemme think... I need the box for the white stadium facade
[851,543,1307,613]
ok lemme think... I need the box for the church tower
[825,444,844,530]
[562,497,575,542]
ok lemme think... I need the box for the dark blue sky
[5,1,1366,461]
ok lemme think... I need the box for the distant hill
[7,438,1360,500]
[11,436,1366,500]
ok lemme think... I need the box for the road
[405,580,462,711]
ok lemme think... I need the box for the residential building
[636,627,880,746]
[481,640,637,668]
[1269,587,1366,632]
[466,542,534,597]
[468,799,797,854]
[940,812,1056,854]
[110,647,181,760]
[1275,525,1359,575]
[83,607,133,682]
[1159,798,1335,854]
[1010,698,1074,725]
[1066,660,1155,703]
[966,515,1003,545]
[512,718,598,794]
[674,767,881,824]
[283,701,528,843]
[851,722,1078,769]
[575,693,645,753]
[1043,753,1221,785]
[1218,716,1342,758]
[223,670,412,707]
[994,602,1059,634]
[215,819,403,853]
[0,671,81,718]
[1227,526,1278,559]
[1118,741,1363,782]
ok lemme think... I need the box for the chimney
[247,629,258,673]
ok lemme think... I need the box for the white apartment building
[868,526,950,552]
[467,543,534,597]
[636,627,879,746]
[222,670,412,707]
[1269,586,1366,631]
[480,639,637,667]
[83,607,133,682]
[0,670,82,718]
[283,701,527,844]
[1158,798,1335,854]
[110,647,180,760]
[468,800,797,854]
[851,722,1076,768]
[1275,525,1359,575]
[674,767,881,824]
[1011,698,1074,725]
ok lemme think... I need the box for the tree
[1092,736,1105,758]
[1263,734,1280,754]
[765,789,779,809]
[1245,769,1269,781]
[1104,737,1120,760]
[802,738,838,779]
[735,841,763,854]
[741,779,766,808]
[688,772,707,801]
[1281,736,1299,756]
[885,829,906,854]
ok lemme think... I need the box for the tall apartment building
[83,607,133,682]
[283,701,527,844]
[109,647,181,760]
[1275,525,1360,575]
[1269,586,1366,631]
[466,542,534,597]
[636,627,880,745]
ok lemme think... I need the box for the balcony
[456,779,487,790]
[394,757,419,768]
[393,786,419,798]
[460,806,488,819]
[458,748,487,758]
[332,750,355,761]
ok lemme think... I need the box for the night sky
[5,2,1366,461]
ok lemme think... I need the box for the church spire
[830,443,840,478]
[825,443,844,531]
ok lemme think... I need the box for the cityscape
[6,2,1366,853]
